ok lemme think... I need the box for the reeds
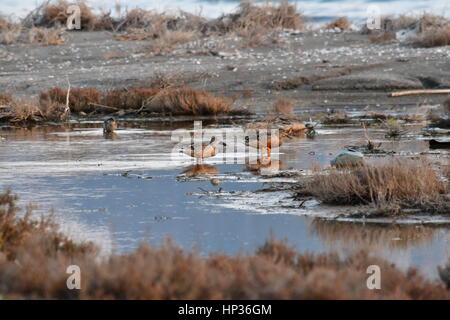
[304,160,449,214]
[0,189,449,299]
[145,87,234,115]
[39,86,240,116]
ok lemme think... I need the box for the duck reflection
[309,219,438,249]
[180,164,220,186]
[245,159,285,175]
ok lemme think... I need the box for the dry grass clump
[326,17,350,30]
[0,190,449,299]
[39,86,240,116]
[0,18,22,44]
[383,118,406,138]
[0,94,69,124]
[225,1,304,32]
[25,0,97,30]
[145,87,234,115]
[40,87,159,114]
[370,31,396,44]
[148,30,198,56]
[28,27,64,45]
[274,98,295,115]
[304,160,449,214]
[321,111,350,125]
[414,24,450,47]
[0,13,64,45]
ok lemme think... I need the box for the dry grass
[39,87,158,114]
[0,189,449,299]
[370,31,396,43]
[28,27,64,45]
[0,94,69,124]
[148,30,198,56]
[30,0,97,30]
[0,18,22,44]
[304,160,449,214]
[226,1,304,32]
[414,25,450,47]
[0,13,64,45]
[274,98,295,115]
[145,87,234,115]
[383,118,406,138]
[39,86,241,116]
[326,17,350,30]
[321,111,350,125]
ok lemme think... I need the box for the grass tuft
[304,160,449,214]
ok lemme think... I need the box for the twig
[390,89,450,97]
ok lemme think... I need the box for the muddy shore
[1,30,449,113]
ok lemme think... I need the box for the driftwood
[390,89,450,97]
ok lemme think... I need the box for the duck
[103,117,118,134]
[181,136,226,164]
[244,131,282,158]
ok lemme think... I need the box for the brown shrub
[40,0,96,30]
[0,190,447,299]
[40,87,102,113]
[0,189,449,299]
[304,160,449,214]
[145,87,233,115]
[326,17,350,30]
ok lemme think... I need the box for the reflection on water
[0,120,448,278]
[310,219,450,276]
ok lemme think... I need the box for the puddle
[0,119,449,278]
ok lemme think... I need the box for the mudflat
[1,30,449,112]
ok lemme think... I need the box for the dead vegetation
[361,13,450,47]
[39,86,240,117]
[0,12,64,45]
[0,93,69,124]
[145,87,235,115]
[326,17,350,30]
[2,1,306,52]
[0,189,449,299]
[413,14,450,48]
[274,98,295,115]
[303,160,450,215]
[0,84,242,124]
[320,110,351,125]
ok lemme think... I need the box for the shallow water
[0,118,449,278]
